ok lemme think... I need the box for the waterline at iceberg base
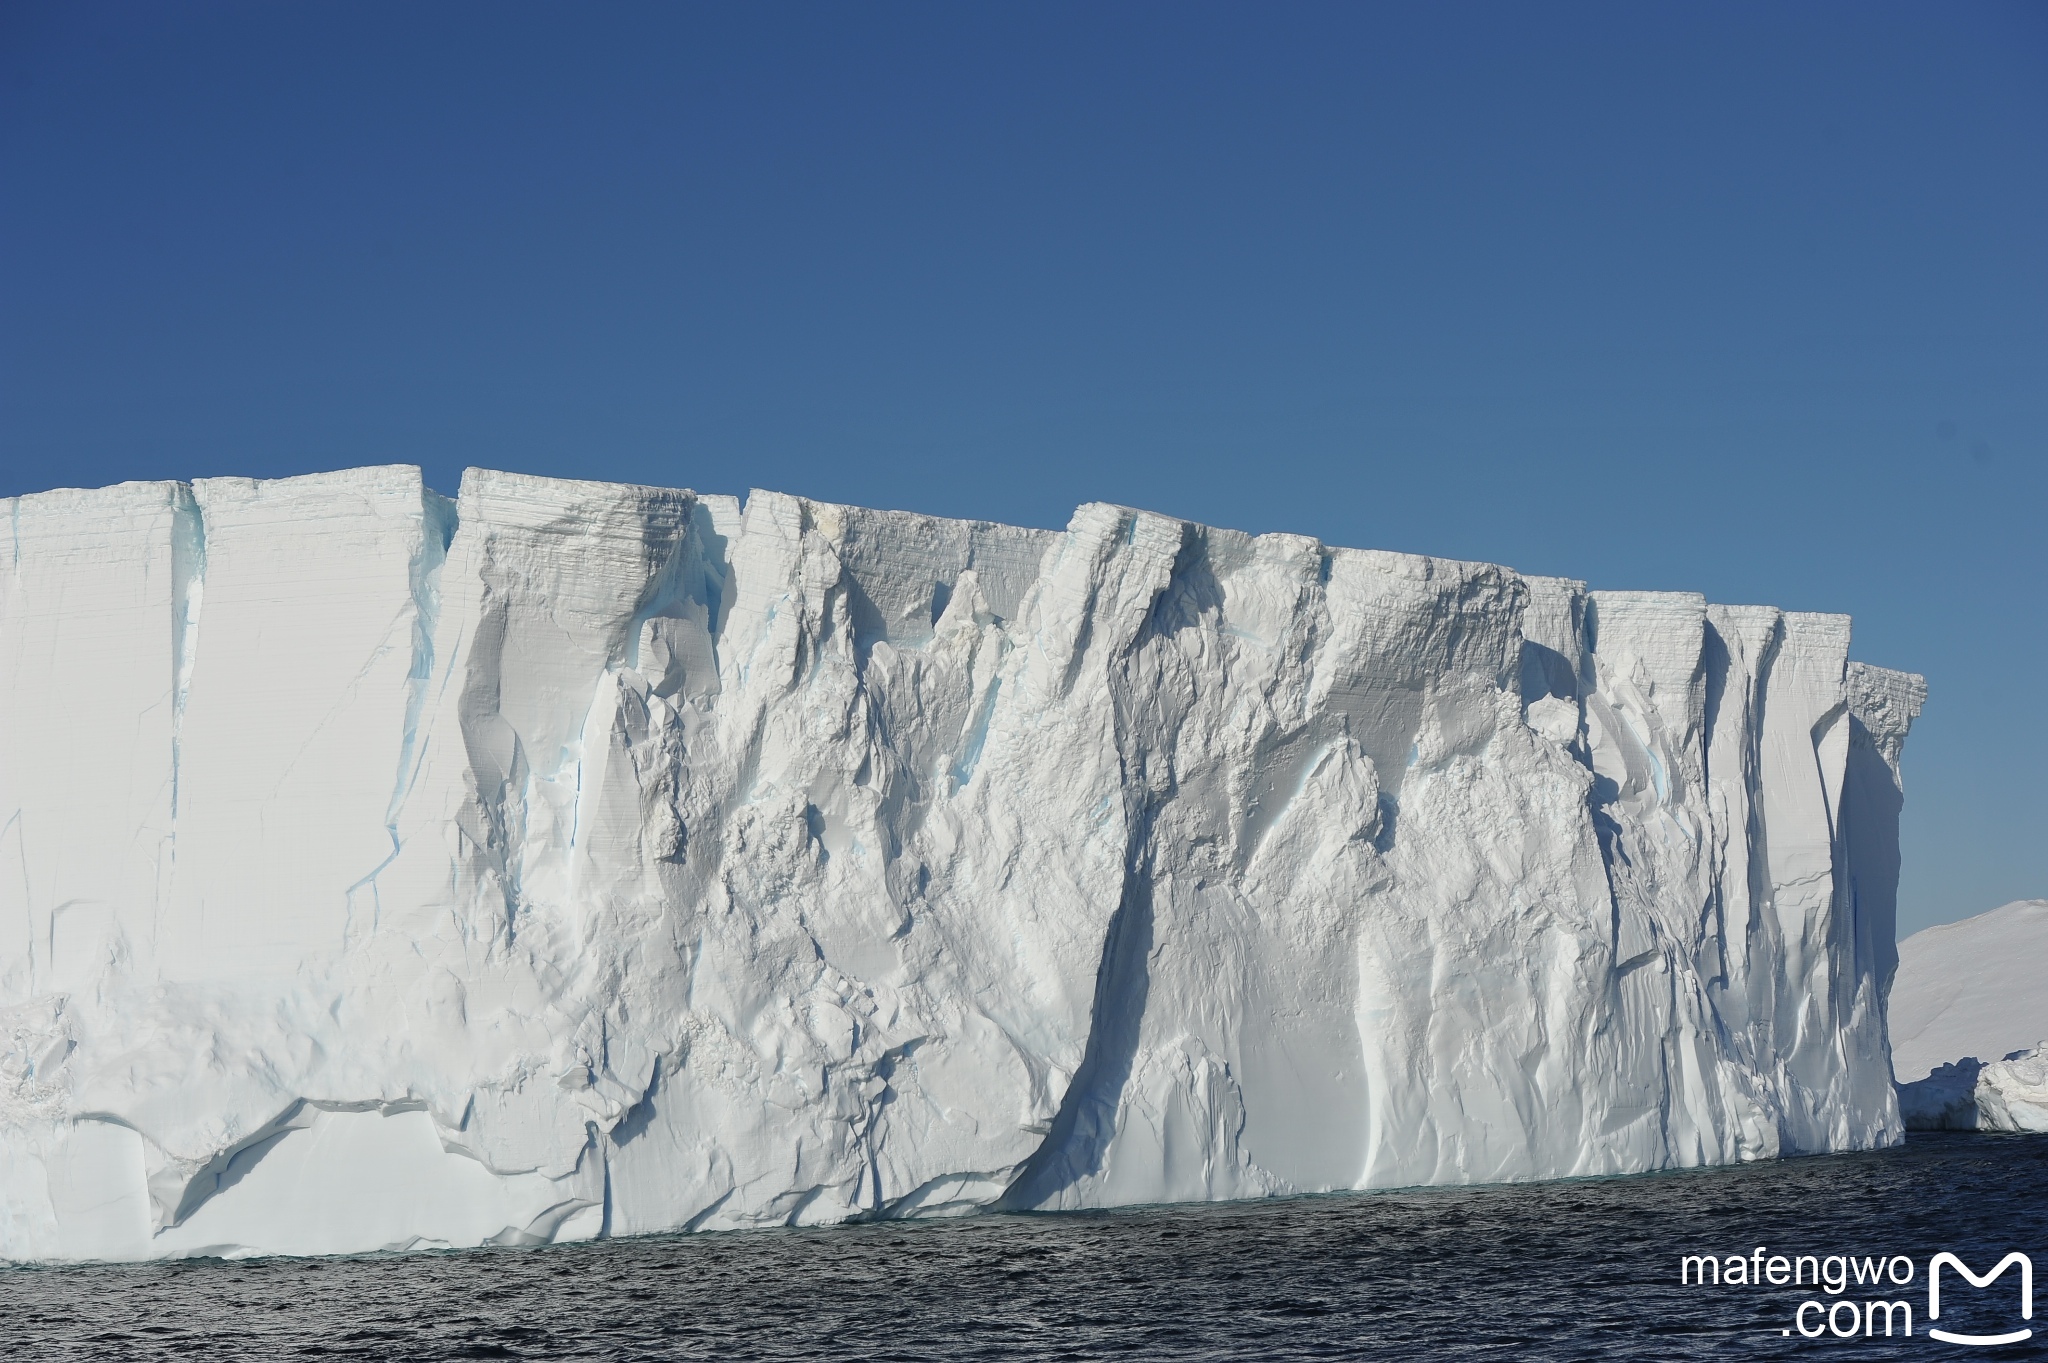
[0,466,1923,1262]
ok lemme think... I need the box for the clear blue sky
[2,2,2041,936]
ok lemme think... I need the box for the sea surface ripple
[3,1133,2044,1361]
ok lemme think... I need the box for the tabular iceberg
[0,466,1924,1261]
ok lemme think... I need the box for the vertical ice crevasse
[386,489,459,831]
[168,485,206,828]
[348,486,460,923]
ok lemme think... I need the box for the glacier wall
[0,465,1924,1261]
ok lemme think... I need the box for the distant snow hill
[1890,899,2048,1082]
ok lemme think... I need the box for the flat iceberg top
[0,464,1926,1262]
[1890,899,2048,1082]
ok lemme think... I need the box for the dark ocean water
[3,1133,2044,1362]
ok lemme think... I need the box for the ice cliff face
[0,466,1925,1261]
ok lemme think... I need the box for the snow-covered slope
[0,467,1925,1261]
[1889,900,2048,1082]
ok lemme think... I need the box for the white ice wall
[159,469,453,982]
[0,482,188,1002]
[0,466,1925,1261]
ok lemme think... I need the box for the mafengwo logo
[1928,1253,2032,1347]
[1680,1247,2033,1343]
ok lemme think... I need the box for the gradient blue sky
[2,3,2042,935]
